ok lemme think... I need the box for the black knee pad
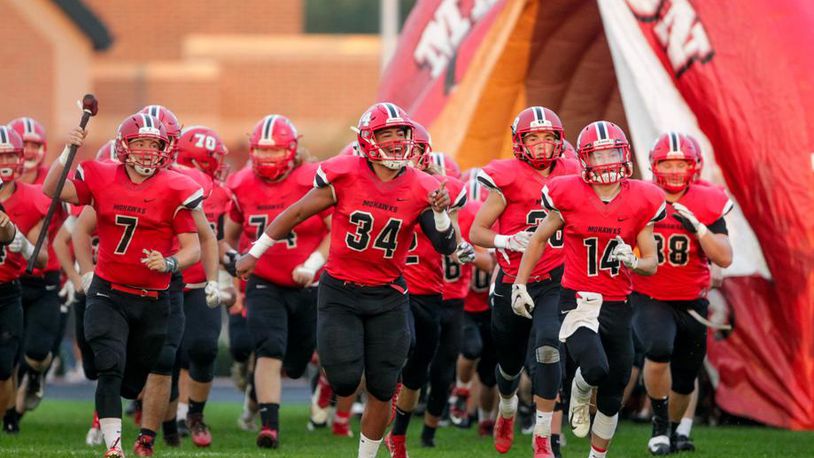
[187,340,218,370]
[581,362,609,387]
[152,344,178,376]
[532,344,562,399]
[282,360,308,380]
[24,334,53,362]
[460,324,483,360]
[477,360,497,387]
[366,374,399,402]
[255,336,285,360]
[93,346,125,376]
[495,364,521,396]
[82,357,99,381]
[643,342,673,364]
[324,363,363,398]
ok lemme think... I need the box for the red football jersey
[315,155,441,286]
[633,184,732,300]
[0,183,48,282]
[441,197,479,300]
[404,177,466,296]
[230,162,329,287]
[478,157,580,282]
[542,176,666,301]
[71,161,202,290]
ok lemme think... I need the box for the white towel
[559,291,603,342]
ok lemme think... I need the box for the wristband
[493,234,509,249]
[302,251,327,272]
[164,256,179,273]
[433,210,451,232]
[248,233,276,258]
[696,224,708,238]
[58,145,72,166]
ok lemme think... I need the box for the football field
[2,400,812,457]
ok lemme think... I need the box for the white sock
[498,394,518,419]
[677,417,693,437]
[533,410,553,437]
[358,433,382,458]
[456,378,472,390]
[574,368,594,398]
[177,402,189,421]
[99,417,122,450]
[478,407,495,422]
[589,445,608,458]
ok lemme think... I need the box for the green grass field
[1,400,812,457]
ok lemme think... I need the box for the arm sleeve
[707,217,728,235]
[172,209,197,234]
[71,164,94,206]
[418,210,457,255]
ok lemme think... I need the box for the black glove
[223,250,239,277]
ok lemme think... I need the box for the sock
[650,397,669,436]
[391,407,412,436]
[177,402,188,420]
[498,395,518,419]
[478,407,494,422]
[259,403,280,430]
[670,421,680,436]
[358,433,383,458]
[99,417,122,449]
[533,410,553,437]
[589,445,608,458]
[551,434,561,454]
[421,424,436,443]
[677,417,693,437]
[189,399,206,416]
[162,418,178,437]
[574,368,594,398]
[455,378,472,390]
[335,410,351,426]
[3,408,18,424]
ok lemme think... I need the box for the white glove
[455,242,476,264]
[610,236,638,269]
[511,283,535,319]
[494,231,532,252]
[81,271,94,293]
[672,202,708,237]
[8,229,34,259]
[205,280,220,309]
[59,281,77,306]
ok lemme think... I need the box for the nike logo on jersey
[255,284,268,289]
[96,292,110,298]
[45,285,57,291]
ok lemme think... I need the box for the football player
[236,102,456,458]
[224,114,331,449]
[42,114,203,458]
[470,106,580,456]
[386,126,469,457]
[171,125,232,447]
[0,126,49,433]
[632,132,732,455]
[7,117,67,419]
[514,120,666,458]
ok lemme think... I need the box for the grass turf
[1,400,812,457]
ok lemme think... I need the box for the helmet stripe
[383,103,400,119]
[148,105,160,119]
[533,106,545,123]
[262,115,277,142]
[596,121,608,140]
[24,118,33,134]
[669,132,680,153]
[0,127,7,144]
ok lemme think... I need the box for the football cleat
[385,432,409,458]
[478,419,495,437]
[177,418,190,438]
[673,433,696,452]
[256,427,279,449]
[448,387,470,427]
[648,434,672,455]
[493,415,515,453]
[86,427,104,446]
[23,371,45,411]
[533,435,555,458]
[187,413,212,447]
[133,434,154,457]
[568,377,592,438]
[331,420,353,437]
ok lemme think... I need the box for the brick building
[0,0,381,167]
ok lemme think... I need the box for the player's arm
[473,247,496,272]
[54,216,82,292]
[73,207,96,278]
[695,220,733,268]
[469,191,506,248]
[419,181,457,256]
[292,214,332,287]
[0,211,15,244]
[220,215,243,277]
[235,186,335,277]
[42,127,86,204]
[631,224,658,276]
[21,220,48,269]
[514,212,562,285]
[192,209,219,282]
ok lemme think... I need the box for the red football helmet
[176,125,229,180]
[140,105,182,155]
[355,102,414,170]
[115,114,172,176]
[424,152,461,178]
[576,121,633,184]
[8,117,46,170]
[412,122,433,169]
[95,139,118,163]
[684,133,704,181]
[249,114,299,181]
[649,132,698,193]
[0,126,24,180]
[511,106,564,169]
